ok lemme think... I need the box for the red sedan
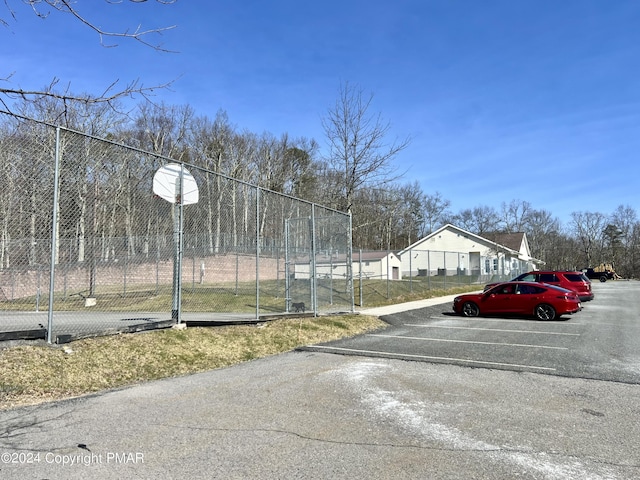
[453,281,582,321]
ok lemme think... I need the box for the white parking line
[581,321,640,328]
[405,324,581,336]
[368,334,569,350]
[431,316,582,326]
[308,345,557,372]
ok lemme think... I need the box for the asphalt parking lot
[302,280,640,384]
[1,280,638,479]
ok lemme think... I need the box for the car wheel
[535,303,556,321]
[462,301,480,317]
[599,275,607,282]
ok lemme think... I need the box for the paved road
[305,280,640,384]
[0,282,638,479]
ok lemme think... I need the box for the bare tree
[119,102,193,257]
[423,191,451,235]
[131,102,193,160]
[610,205,637,247]
[609,204,638,276]
[322,81,410,213]
[500,199,532,233]
[188,111,240,255]
[395,182,428,246]
[570,211,607,267]
[451,205,500,236]
[602,223,624,268]
[1,0,177,111]
[523,208,560,262]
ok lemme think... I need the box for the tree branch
[1,0,178,110]
[18,0,178,51]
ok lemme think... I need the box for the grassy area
[0,280,479,411]
[0,276,481,312]
[0,314,387,411]
[355,277,480,307]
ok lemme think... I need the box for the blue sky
[3,0,640,225]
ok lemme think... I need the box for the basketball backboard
[153,163,199,205]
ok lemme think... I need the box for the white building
[398,224,543,280]
[294,251,402,280]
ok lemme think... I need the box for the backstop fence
[0,111,353,343]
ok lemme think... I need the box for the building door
[469,252,481,275]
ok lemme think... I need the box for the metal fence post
[427,250,431,291]
[284,218,290,312]
[348,211,355,313]
[46,127,62,344]
[255,187,260,320]
[443,251,447,289]
[359,249,363,307]
[310,204,317,315]
[409,246,413,293]
[171,164,185,323]
[386,247,390,299]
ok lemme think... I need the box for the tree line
[3,2,636,279]
[1,95,638,280]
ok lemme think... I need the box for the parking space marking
[368,334,569,350]
[307,345,557,372]
[580,321,640,328]
[405,324,581,336]
[429,316,583,326]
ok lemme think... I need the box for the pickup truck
[582,268,615,282]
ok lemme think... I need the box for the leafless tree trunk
[322,81,410,213]
[501,200,533,233]
[452,205,500,236]
[422,191,451,235]
[570,211,607,267]
[523,209,560,263]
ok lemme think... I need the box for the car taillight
[557,295,575,301]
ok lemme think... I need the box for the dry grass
[0,314,386,411]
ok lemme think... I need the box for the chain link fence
[400,246,533,286]
[352,248,478,307]
[0,112,353,343]
[351,247,534,307]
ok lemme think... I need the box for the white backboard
[153,163,199,205]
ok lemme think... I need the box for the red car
[484,270,594,302]
[454,281,582,321]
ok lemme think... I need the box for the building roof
[294,250,399,265]
[398,224,521,256]
[353,251,398,261]
[398,224,544,265]
[483,232,526,253]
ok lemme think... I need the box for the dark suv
[486,271,594,302]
